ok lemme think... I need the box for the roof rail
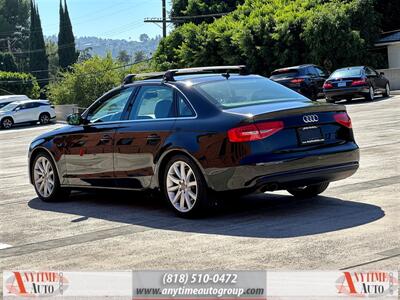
[123,72,165,85]
[163,65,248,82]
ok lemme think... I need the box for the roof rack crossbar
[163,65,247,82]
[123,72,165,85]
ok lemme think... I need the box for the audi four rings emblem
[303,115,319,123]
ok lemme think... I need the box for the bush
[0,72,40,98]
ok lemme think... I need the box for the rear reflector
[323,82,333,89]
[351,79,368,86]
[334,112,352,128]
[290,78,304,84]
[228,121,284,142]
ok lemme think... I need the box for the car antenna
[222,70,230,79]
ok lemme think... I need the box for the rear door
[313,66,329,94]
[13,103,34,123]
[113,84,176,189]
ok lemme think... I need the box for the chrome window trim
[82,83,198,127]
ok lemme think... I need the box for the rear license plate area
[297,126,325,145]
[337,82,347,87]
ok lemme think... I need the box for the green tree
[139,33,150,42]
[0,52,18,72]
[133,50,146,63]
[171,0,244,25]
[0,71,40,97]
[45,39,59,81]
[29,0,49,88]
[375,0,400,32]
[117,50,131,64]
[58,0,77,69]
[48,54,122,107]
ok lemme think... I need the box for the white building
[375,30,400,90]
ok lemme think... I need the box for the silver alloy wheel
[369,86,374,100]
[386,83,390,96]
[34,156,55,198]
[40,114,50,124]
[2,118,12,129]
[166,161,198,213]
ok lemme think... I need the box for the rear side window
[270,69,299,79]
[129,86,174,120]
[195,77,306,109]
[177,93,195,117]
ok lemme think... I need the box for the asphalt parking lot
[0,95,399,286]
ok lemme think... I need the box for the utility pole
[162,0,166,38]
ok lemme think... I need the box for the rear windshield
[270,69,299,79]
[331,69,362,78]
[194,77,305,109]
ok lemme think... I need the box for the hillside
[46,35,161,58]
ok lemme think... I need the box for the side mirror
[67,113,84,125]
[14,107,21,111]
[380,72,385,76]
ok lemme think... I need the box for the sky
[35,0,172,41]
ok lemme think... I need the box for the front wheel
[287,182,329,198]
[1,117,13,129]
[163,155,210,218]
[32,152,70,202]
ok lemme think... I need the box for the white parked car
[0,100,56,129]
[0,95,30,109]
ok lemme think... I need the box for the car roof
[273,64,316,72]
[335,66,364,71]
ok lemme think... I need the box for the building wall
[388,44,400,69]
[378,68,400,90]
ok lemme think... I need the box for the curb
[391,90,400,95]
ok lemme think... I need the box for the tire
[162,155,210,218]
[31,152,70,202]
[383,83,390,97]
[287,182,329,198]
[1,117,13,129]
[39,113,51,125]
[365,86,375,101]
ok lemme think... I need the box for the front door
[114,84,176,189]
[64,87,135,187]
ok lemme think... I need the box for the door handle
[146,134,160,140]
[100,134,113,143]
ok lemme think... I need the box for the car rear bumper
[324,86,369,98]
[205,143,359,192]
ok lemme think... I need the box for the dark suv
[270,64,330,101]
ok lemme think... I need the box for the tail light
[334,112,352,128]
[228,121,284,143]
[351,79,368,86]
[323,82,333,89]
[290,78,304,84]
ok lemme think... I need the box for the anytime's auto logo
[5,271,69,297]
[302,114,319,123]
[336,271,398,297]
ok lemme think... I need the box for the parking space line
[0,243,12,250]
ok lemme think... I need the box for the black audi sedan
[323,66,390,103]
[270,64,329,101]
[28,66,359,217]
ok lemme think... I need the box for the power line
[0,57,153,84]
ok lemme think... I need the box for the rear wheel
[39,113,51,125]
[383,83,390,97]
[365,86,374,101]
[163,155,210,218]
[32,152,70,202]
[1,117,13,129]
[287,182,329,198]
